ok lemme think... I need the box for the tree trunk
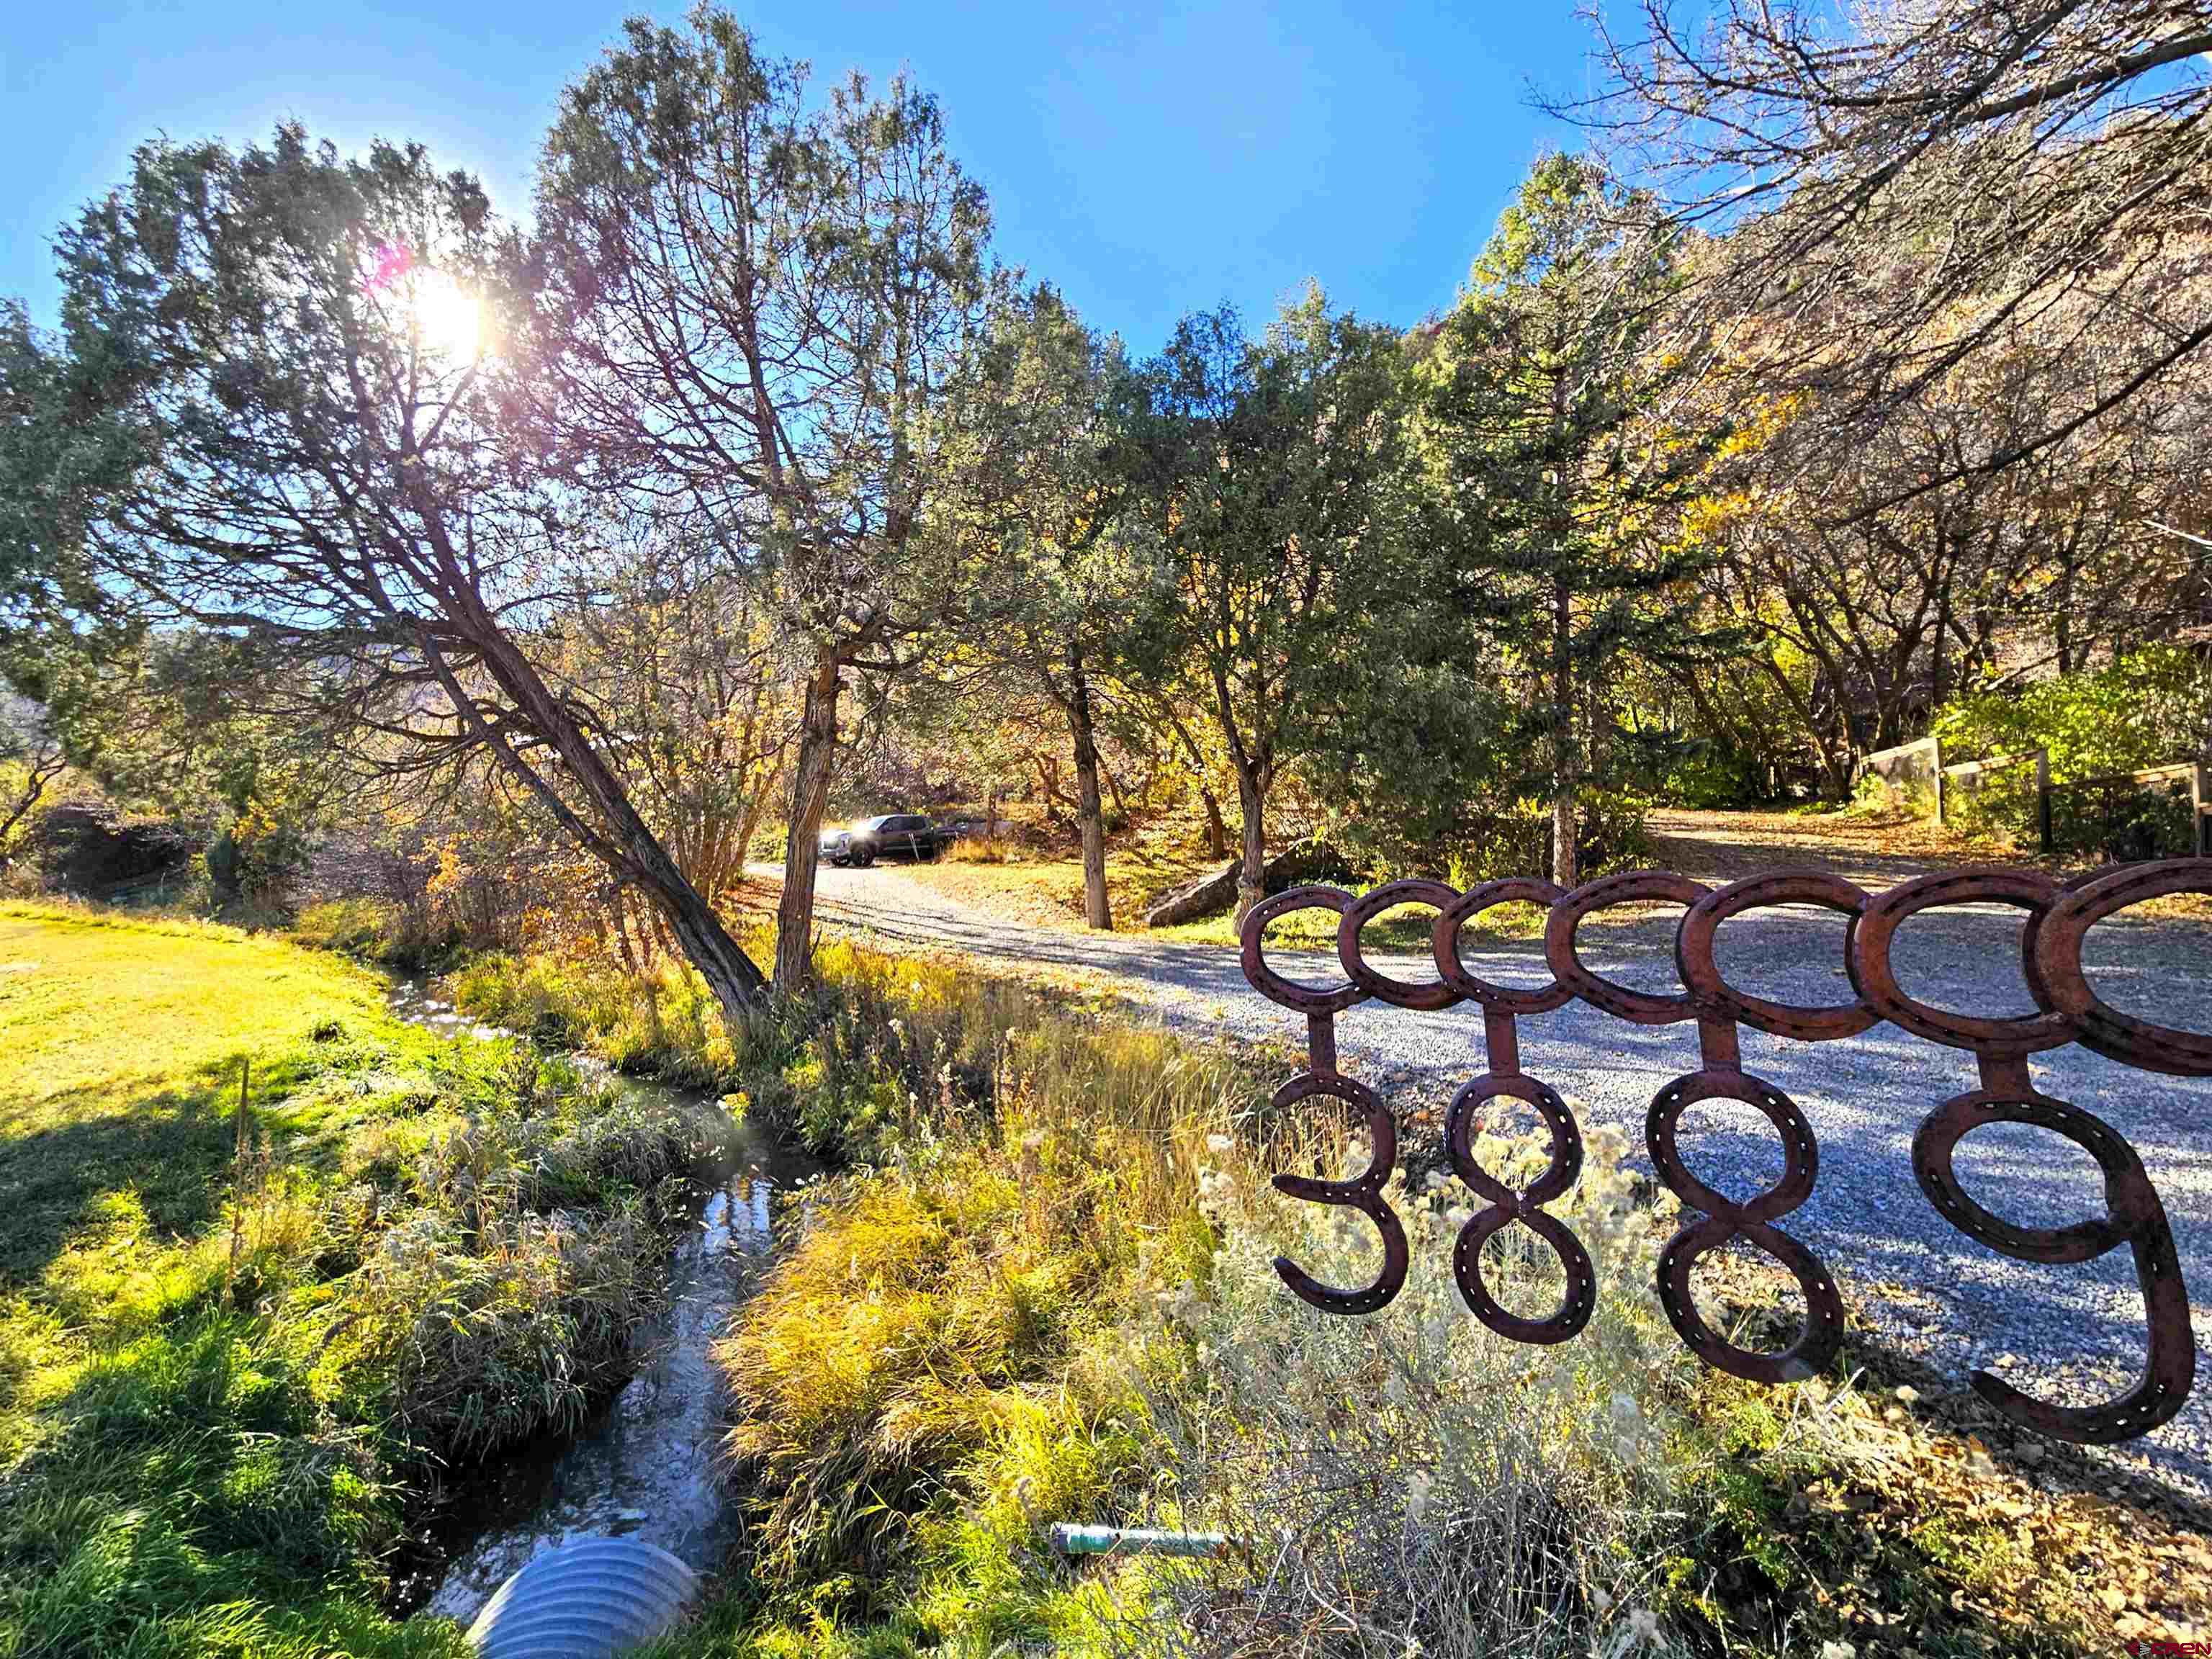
[1101,756,1130,830]
[775,644,842,992]
[1199,786,1228,858]
[1932,573,1954,711]
[665,886,768,1024]
[438,621,770,1030]
[1067,650,1112,930]
[0,747,61,854]
[1550,575,1578,888]
[1233,764,1268,924]
[734,755,781,878]
[609,888,647,975]
[1033,753,1069,822]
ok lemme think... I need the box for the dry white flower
[1406,1470,1433,1521]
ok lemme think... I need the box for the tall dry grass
[1093,1123,1699,1658]
[681,928,1715,1656]
[713,1012,1264,1600]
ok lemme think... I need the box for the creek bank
[380,978,819,1627]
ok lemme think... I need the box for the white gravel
[804,864,2212,1497]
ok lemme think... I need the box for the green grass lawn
[0,904,396,1288]
[0,904,710,1658]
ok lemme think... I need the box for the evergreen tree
[1414,154,1723,884]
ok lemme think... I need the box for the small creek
[382,979,820,1627]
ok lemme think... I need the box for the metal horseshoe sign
[1240,861,2209,1447]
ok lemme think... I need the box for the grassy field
[0,904,711,1658]
[0,905,396,1287]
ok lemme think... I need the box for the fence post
[1934,738,1947,825]
[2195,763,2210,858]
[2038,751,2054,854]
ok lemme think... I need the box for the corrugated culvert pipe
[466,1537,699,1658]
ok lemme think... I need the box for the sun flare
[409,268,484,362]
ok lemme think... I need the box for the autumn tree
[1568,0,2212,503]
[1691,269,2211,792]
[534,7,993,987]
[562,526,793,916]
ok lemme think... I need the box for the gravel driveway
[801,862,2212,1496]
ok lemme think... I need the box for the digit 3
[1269,1072,1409,1315]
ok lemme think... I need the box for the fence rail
[1858,737,2209,857]
[1240,860,2211,1446]
[2046,763,2211,860]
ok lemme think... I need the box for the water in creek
[381,980,819,1626]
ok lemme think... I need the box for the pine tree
[1414,154,1725,884]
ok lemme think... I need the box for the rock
[1144,860,1241,928]
[1141,841,1358,928]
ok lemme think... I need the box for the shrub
[293,896,410,963]
[328,1201,664,1465]
[1932,644,2211,783]
[942,834,1025,865]
[1925,645,2212,854]
[446,950,734,1085]
[1661,745,1773,810]
[1444,789,1653,886]
[1123,1123,1697,1658]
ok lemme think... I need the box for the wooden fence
[1859,737,2209,857]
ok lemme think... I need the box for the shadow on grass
[0,1063,246,1289]
[1680,1263,2212,1655]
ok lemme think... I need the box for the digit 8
[1647,1071,1844,1383]
[1445,1074,1594,1344]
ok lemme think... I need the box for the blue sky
[1,1,1594,352]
